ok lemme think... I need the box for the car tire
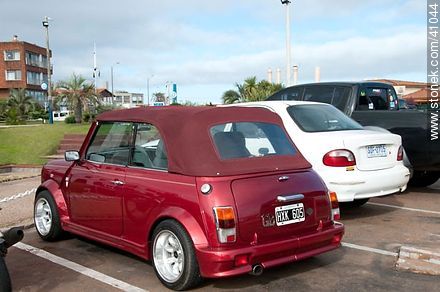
[0,256,11,292]
[408,171,440,188]
[151,220,202,290]
[34,191,64,241]
[341,198,369,208]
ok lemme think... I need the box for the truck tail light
[328,192,340,221]
[213,207,236,243]
[397,145,403,161]
[323,149,356,167]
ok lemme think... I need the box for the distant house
[367,79,428,104]
[97,88,113,105]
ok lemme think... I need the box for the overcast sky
[0,0,426,104]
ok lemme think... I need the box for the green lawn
[0,123,91,165]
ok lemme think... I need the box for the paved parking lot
[1,177,439,291]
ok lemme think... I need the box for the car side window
[131,123,168,170]
[267,87,303,101]
[86,122,133,165]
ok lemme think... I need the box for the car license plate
[367,144,387,158]
[275,203,305,226]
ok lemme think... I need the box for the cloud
[0,0,426,104]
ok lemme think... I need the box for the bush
[83,112,91,123]
[64,115,76,124]
[5,108,25,125]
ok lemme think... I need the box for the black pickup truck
[267,81,440,187]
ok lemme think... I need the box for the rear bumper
[319,165,410,202]
[195,222,344,278]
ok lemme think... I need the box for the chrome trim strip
[277,194,304,203]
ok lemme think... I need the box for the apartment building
[0,36,50,104]
[112,91,144,108]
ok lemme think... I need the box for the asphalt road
[1,178,439,291]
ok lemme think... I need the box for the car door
[66,121,133,236]
[123,123,172,245]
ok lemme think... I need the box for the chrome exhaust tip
[250,264,264,276]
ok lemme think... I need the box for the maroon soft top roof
[97,106,311,176]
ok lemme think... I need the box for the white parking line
[15,242,148,292]
[367,202,440,215]
[0,188,37,203]
[342,242,398,257]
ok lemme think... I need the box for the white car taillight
[323,149,356,167]
[397,145,404,161]
[213,206,236,243]
[328,191,340,221]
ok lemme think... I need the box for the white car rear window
[287,104,363,132]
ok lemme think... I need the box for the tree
[56,74,99,123]
[7,88,33,121]
[222,76,284,104]
[0,100,8,121]
[222,89,241,104]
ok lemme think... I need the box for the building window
[5,70,22,81]
[26,71,44,85]
[4,50,20,61]
[25,51,45,67]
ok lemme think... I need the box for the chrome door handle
[110,180,125,186]
[277,194,304,203]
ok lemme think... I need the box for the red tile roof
[403,89,429,103]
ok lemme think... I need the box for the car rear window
[287,104,363,132]
[210,122,296,160]
[358,87,398,110]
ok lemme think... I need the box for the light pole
[42,16,53,124]
[147,74,154,106]
[110,62,119,104]
[280,0,292,86]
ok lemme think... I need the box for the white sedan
[232,101,410,206]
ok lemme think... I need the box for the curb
[0,174,40,184]
[396,246,440,276]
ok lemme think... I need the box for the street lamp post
[110,62,119,104]
[42,16,53,124]
[147,74,154,106]
[280,0,292,87]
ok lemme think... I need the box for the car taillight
[323,149,356,167]
[328,191,340,221]
[397,145,403,161]
[213,207,236,243]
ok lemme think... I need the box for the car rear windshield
[210,122,296,160]
[287,104,363,132]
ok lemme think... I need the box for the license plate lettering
[275,203,305,226]
[367,144,387,158]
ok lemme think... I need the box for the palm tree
[222,76,284,104]
[56,74,99,123]
[8,88,33,120]
[242,77,258,101]
[222,89,242,104]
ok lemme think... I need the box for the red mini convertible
[34,106,344,290]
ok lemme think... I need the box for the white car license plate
[367,144,387,158]
[275,203,305,226]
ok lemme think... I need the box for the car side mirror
[65,150,80,162]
